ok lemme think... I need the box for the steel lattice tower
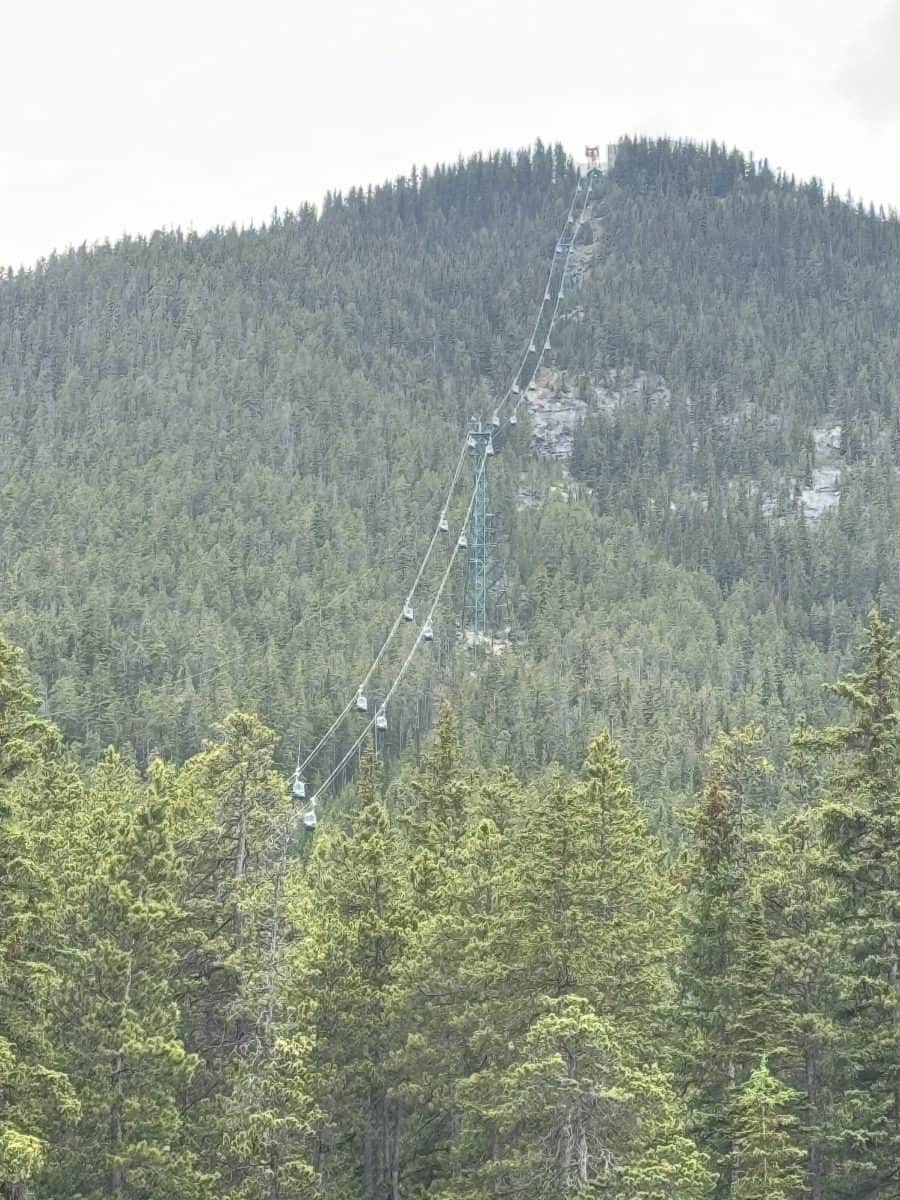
[461,421,495,641]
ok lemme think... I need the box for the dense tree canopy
[3,137,900,1196]
[1,613,897,1197]
[7,138,900,825]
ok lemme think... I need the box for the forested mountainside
[0,143,581,780]
[3,138,900,1197]
[7,138,900,820]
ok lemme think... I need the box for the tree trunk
[890,928,898,1139]
[363,1106,376,1200]
[111,950,134,1198]
[806,1043,824,1200]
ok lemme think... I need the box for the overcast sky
[4,0,900,268]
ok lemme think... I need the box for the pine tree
[392,800,516,1193]
[453,995,711,1200]
[202,803,319,1200]
[502,733,677,1040]
[399,733,702,1197]
[731,891,788,1071]
[616,1064,715,1200]
[43,752,205,1199]
[732,1060,805,1200]
[754,805,841,1200]
[218,1033,318,1200]
[453,995,625,1198]
[677,725,772,1195]
[288,744,410,1199]
[0,637,57,781]
[0,637,77,1197]
[399,703,470,866]
[174,712,291,1192]
[808,613,900,1196]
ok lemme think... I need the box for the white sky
[4,0,900,269]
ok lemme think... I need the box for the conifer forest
[2,137,900,1198]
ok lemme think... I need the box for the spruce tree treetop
[732,1058,805,1200]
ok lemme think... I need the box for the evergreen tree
[43,752,204,1199]
[731,891,787,1070]
[753,810,840,1200]
[9,130,900,1195]
[218,1032,318,1200]
[174,712,291,1192]
[400,704,469,850]
[288,745,410,1199]
[678,725,772,1195]
[395,733,701,1196]
[0,637,76,1198]
[453,995,711,1200]
[502,733,676,1040]
[808,613,900,1196]
[393,801,515,1192]
[732,1060,805,1200]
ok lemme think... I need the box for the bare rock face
[798,425,842,521]
[530,197,844,527]
[525,366,670,462]
[520,211,605,462]
[527,368,588,460]
[462,629,510,655]
[565,222,601,287]
[515,485,542,511]
[524,209,669,465]
[798,467,840,521]
[814,425,843,455]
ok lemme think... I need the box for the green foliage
[805,613,900,1196]
[43,751,206,1199]
[751,811,839,1196]
[0,143,585,782]
[0,637,57,780]
[174,711,295,1192]
[219,1035,319,1200]
[386,733,701,1197]
[0,634,77,1196]
[452,995,709,1200]
[5,136,900,1199]
[732,1060,805,1200]
[287,746,411,1198]
[677,726,774,1191]
[6,135,898,831]
[1,615,900,1198]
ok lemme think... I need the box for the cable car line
[291,168,598,800]
[493,179,585,424]
[510,178,593,421]
[298,453,488,814]
[267,168,601,1038]
[266,459,493,1034]
[293,437,470,780]
[511,171,596,423]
